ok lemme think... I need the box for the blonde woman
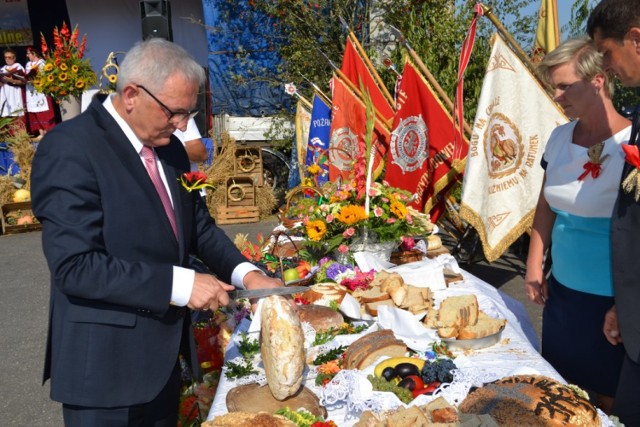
[525,37,629,413]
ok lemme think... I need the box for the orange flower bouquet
[33,22,97,102]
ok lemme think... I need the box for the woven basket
[279,185,324,229]
[261,231,316,286]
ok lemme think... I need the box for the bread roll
[260,296,305,400]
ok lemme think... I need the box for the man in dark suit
[588,0,640,424]
[31,38,283,426]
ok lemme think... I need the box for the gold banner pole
[340,17,396,109]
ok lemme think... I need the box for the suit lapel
[89,99,180,248]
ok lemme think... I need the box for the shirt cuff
[231,262,264,289]
[171,266,195,306]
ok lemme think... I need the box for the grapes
[367,375,413,404]
[420,358,457,384]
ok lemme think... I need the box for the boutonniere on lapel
[578,142,608,181]
[178,171,212,193]
[622,144,640,201]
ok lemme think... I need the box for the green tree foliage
[244,0,537,128]
[562,0,640,113]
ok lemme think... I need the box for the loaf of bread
[202,411,297,427]
[437,294,479,338]
[260,296,305,400]
[343,329,407,370]
[457,311,506,340]
[459,375,601,426]
[297,304,344,332]
[427,234,443,250]
[301,282,348,305]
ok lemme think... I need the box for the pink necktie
[140,146,178,238]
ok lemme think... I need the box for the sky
[524,1,579,38]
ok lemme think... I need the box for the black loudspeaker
[140,1,172,41]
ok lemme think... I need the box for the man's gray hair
[116,38,205,93]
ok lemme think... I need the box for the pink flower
[326,214,334,223]
[373,207,383,217]
[338,244,349,253]
[387,218,397,224]
[401,236,415,251]
[406,214,413,224]
[342,227,355,238]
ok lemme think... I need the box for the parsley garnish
[224,359,257,379]
[237,332,260,358]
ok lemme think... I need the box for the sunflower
[58,73,68,82]
[108,74,117,84]
[44,63,54,72]
[47,75,55,82]
[71,64,79,73]
[335,205,366,225]
[75,79,85,89]
[390,198,408,219]
[305,220,327,241]
[59,63,68,71]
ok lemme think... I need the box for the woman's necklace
[578,141,608,181]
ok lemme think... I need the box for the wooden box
[215,206,260,225]
[233,148,263,186]
[1,201,42,235]
[225,176,256,208]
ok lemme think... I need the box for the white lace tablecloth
[207,269,612,426]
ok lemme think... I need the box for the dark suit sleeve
[190,193,249,284]
[31,124,173,314]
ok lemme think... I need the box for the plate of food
[440,324,506,350]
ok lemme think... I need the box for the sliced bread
[457,311,506,340]
[437,294,479,338]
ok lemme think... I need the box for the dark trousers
[612,353,640,426]
[62,362,181,427]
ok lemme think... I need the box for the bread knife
[228,286,309,300]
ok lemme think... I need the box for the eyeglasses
[136,84,198,124]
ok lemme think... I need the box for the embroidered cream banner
[459,35,567,262]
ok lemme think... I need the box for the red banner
[385,60,466,222]
[340,38,395,123]
[328,75,390,182]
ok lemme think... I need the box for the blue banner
[305,94,331,186]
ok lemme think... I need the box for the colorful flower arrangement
[33,22,97,102]
[294,179,433,257]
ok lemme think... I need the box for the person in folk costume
[0,47,26,126]
[25,47,56,136]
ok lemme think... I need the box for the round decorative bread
[297,304,344,332]
[260,295,305,400]
[459,375,600,426]
[202,411,297,427]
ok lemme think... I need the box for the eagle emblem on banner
[484,112,524,179]
[390,115,429,173]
